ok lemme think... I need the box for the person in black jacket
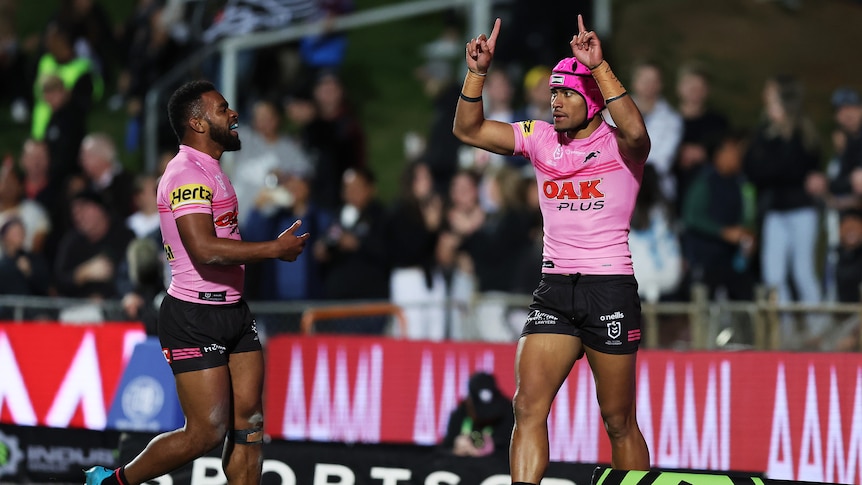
[442,371,514,458]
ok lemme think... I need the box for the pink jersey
[511,120,645,275]
[157,145,244,304]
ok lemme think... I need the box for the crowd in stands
[0,1,860,350]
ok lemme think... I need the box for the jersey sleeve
[162,168,215,219]
[511,120,538,158]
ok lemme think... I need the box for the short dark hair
[167,80,217,143]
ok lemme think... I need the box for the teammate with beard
[453,16,651,484]
[85,80,310,485]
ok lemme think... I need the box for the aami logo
[520,120,535,137]
[543,179,605,211]
[170,184,213,210]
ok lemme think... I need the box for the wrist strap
[461,70,486,99]
[590,60,627,103]
[459,93,483,103]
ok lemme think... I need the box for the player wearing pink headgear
[453,14,651,485]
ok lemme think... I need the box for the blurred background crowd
[0,0,860,351]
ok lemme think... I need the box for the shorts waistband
[540,273,635,285]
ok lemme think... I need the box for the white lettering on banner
[637,362,655,465]
[314,463,355,485]
[647,361,730,470]
[0,331,37,425]
[657,362,681,468]
[189,457,296,485]
[799,365,824,482]
[283,344,308,440]
[370,466,411,485]
[45,331,106,429]
[768,363,794,480]
[680,362,730,470]
[825,367,862,484]
[413,350,437,445]
[305,344,383,442]
[435,353,460,441]
[479,475,515,485]
[549,363,598,462]
[332,346,382,442]
[425,470,460,485]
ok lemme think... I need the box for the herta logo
[520,120,535,137]
[170,183,213,210]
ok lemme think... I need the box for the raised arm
[572,15,650,163]
[452,18,516,155]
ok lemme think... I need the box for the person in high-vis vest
[30,21,102,141]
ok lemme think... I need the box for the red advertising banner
[0,322,146,430]
[264,335,862,484]
[3,324,862,483]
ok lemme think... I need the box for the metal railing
[2,287,859,351]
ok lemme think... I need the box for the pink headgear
[549,57,605,119]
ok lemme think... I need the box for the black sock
[101,466,128,485]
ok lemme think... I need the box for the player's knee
[229,412,264,445]
[512,391,547,423]
[602,411,636,441]
[186,421,229,453]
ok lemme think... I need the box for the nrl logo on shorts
[607,321,621,339]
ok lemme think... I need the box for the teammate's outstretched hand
[275,220,310,262]
[570,14,603,69]
[465,18,501,75]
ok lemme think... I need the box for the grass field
[3,0,861,200]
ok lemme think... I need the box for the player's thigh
[583,347,638,417]
[515,333,583,408]
[174,366,233,430]
[228,349,265,423]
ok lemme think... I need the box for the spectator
[630,60,683,204]
[53,190,135,299]
[460,165,532,341]
[42,74,87,191]
[296,70,366,211]
[126,173,160,239]
[51,0,117,79]
[513,64,553,124]
[825,87,862,211]
[385,160,446,340]
[30,20,102,141]
[120,237,166,336]
[629,164,683,303]
[0,217,52,297]
[313,167,389,333]
[229,98,312,231]
[835,210,862,303]
[743,74,826,347]
[682,131,757,301]
[673,61,729,213]
[0,9,30,123]
[244,168,331,301]
[441,371,514,458]
[436,169,484,340]
[78,132,136,219]
[0,158,51,256]
[415,56,464,195]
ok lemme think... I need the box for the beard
[206,118,241,152]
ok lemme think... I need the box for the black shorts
[158,294,261,374]
[521,273,642,354]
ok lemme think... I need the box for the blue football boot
[84,465,114,485]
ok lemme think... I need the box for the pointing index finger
[488,18,502,45]
[577,14,587,34]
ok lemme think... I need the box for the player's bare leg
[222,350,265,485]
[584,348,649,469]
[122,366,233,484]
[510,333,583,484]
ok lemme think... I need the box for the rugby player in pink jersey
[453,15,652,484]
[85,81,309,485]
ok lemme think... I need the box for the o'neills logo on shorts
[170,183,213,210]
